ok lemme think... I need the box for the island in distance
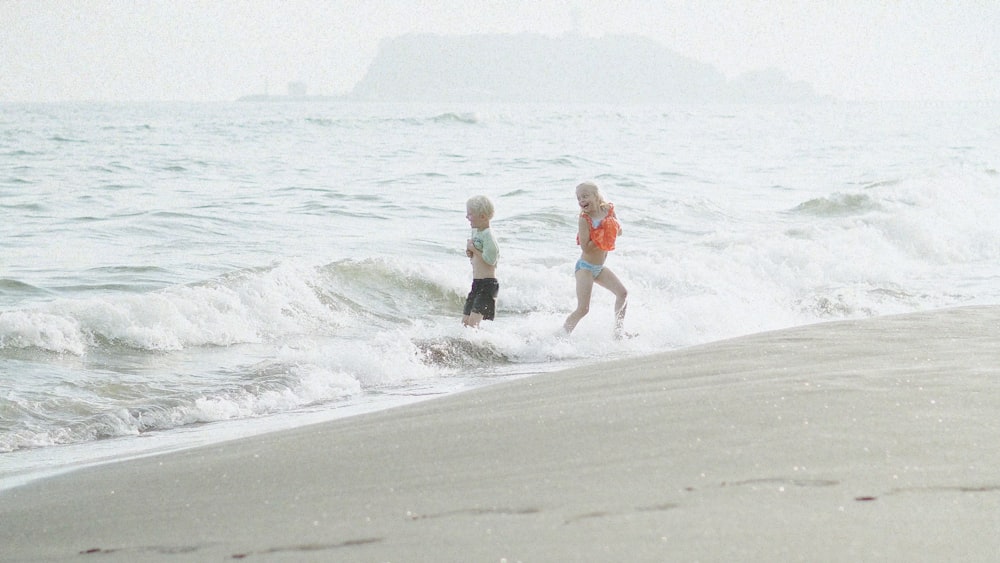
[241,32,822,104]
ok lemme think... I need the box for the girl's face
[576,186,600,214]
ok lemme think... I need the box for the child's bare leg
[595,268,628,336]
[563,270,595,333]
[463,312,484,328]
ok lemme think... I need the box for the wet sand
[3,306,1000,562]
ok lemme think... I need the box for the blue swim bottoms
[575,258,604,278]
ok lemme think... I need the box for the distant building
[288,82,307,97]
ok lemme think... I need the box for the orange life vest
[576,203,621,251]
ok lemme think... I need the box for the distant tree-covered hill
[349,33,820,104]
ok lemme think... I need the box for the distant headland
[240,32,822,104]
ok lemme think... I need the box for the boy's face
[467,208,488,229]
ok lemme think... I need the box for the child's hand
[466,239,475,257]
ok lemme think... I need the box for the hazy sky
[3,0,999,102]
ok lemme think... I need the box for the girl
[563,181,629,338]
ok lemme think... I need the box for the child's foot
[613,329,637,340]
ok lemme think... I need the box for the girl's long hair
[577,181,610,210]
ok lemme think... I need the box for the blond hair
[466,195,495,219]
[576,181,610,209]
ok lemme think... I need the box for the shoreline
[0,374,503,493]
[4,305,1000,561]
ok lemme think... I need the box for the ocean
[2,100,998,487]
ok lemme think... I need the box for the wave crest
[790,193,881,216]
[0,258,459,356]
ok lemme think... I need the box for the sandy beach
[3,305,1000,562]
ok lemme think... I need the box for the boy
[463,195,500,328]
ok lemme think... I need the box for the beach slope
[3,306,1000,562]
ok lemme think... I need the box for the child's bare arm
[578,216,597,251]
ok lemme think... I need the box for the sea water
[2,100,999,486]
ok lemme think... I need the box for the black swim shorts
[463,278,499,320]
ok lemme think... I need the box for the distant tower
[288,81,307,97]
